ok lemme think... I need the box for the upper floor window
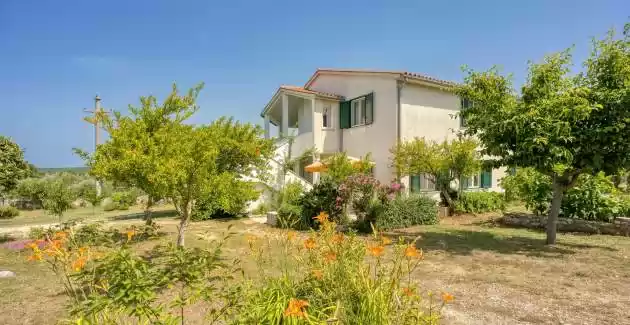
[322,106,330,128]
[460,98,473,127]
[340,93,374,129]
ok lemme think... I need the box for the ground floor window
[410,173,435,192]
[462,169,492,189]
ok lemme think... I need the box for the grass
[1,211,629,324]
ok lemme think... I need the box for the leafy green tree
[324,152,373,184]
[43,179,76,223]
[456,23,630,244]
[0,136,31,198]
[391,137,481,209]
[87,84,274,246]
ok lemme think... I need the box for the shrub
[14,177,48,208]
[454,191,505,214]
[376,194,438,230]
[274,182,305,229]
[110,191,136,210]
[0,206,20,219]
[500,167,552,215]
[191,181,258,221]
[561,173,624,222]
[102,200,117,211]
[298,177,345,228]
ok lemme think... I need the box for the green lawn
[1,213,629,324]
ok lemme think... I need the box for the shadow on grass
[108,209,179,221]
[385,228,616,258]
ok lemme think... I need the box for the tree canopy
[456,23,630,244]
[85,84,275,246]
[0,136,31,197]
[391,137,481,209]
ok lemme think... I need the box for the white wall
[400,84,460,142]
[297,101,313,134]
[312,98,340,154]
[310,74,398,184]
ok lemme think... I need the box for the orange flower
[27,253,42,261]
[287,231,297,241]
[304,237,317,250]
[26,242,39,250]
[367,244,385,257]
[332,233,344,244]
[313,212,329,224]
[72,256,88,272]
[53,231,68,241]
[78,247,89,256]
[442,292,454,303]
[381,236,392,245]
[126,229,136,242]
[284,298,309,318]
[312,269,324,280]
[49,239,63,250]
[324,251,337,262]
[402,287,415,297]
[404,245,422,259]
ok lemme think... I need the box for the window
[322,106,330,128]
[340,93,374,129]
[410,173,436,192]
[462,169,492,189]
[460,98,473,127]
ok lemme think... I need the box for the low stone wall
[500,213,630,236]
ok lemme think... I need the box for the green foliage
[191,179,258,221]
[562,173,625,222]
[14,177,48,208]
[0,205,20,219]
[324,152,373,184]
[391,137,481,208]
[110,190,138,210]
[85,84,274,246]
[454,191,505,214]
[102,200,117,212]
[501,168,552,215]
[0,136,31,196]
[73,180,102,207]
[275,182,305,229]
[42,179,77,221]
[376,194,438,230]
[298,177,345,228]
[456,23,630,243]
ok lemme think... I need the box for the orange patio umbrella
[304,161,328,173]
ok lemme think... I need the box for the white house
[260,68,506,199]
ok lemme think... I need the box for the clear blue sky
[0,0,627,167]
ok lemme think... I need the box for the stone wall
[501,213,630,236]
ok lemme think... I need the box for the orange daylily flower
[313,212,329,223]
[78,247,89,255]
[284,298,309,318]
[287,231,297,241]
[72,256,88,272]
[324,251,337,262]
[367,244,385,257]
[126,229,136,242]
[404,245,422,259]
[332,233,344,244]
[27,253,42,261]
[402,287,415,297]
[304,237,317,250]
[26,242,39,250]
[442,292,454,303]
[312,269,324,280]
[381,236,392,245]
[53,231,68,241]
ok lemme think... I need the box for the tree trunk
[441,189,454,213]
[546,181,565,245]
[144,196,153,226]
[176,201,191,247]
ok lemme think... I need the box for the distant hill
[38,166,90,174]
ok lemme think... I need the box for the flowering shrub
[237,212,450,324]
[298,177,346,228]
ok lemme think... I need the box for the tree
[391,137,481,209]
[0,136,31,198]
[87,84,274,246]
[456,23,630,244]
[43,179,76,223]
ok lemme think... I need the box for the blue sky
[0,0,627,167]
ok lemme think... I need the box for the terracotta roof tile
[279,85,344,99]
[304,68,458,88]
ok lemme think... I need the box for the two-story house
[260,68,506,198]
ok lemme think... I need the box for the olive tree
[456,23,630,244]
[87,84,274,246]
[0,136,31,198]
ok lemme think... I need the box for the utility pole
[83,95,110,197]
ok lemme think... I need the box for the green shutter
[410,175,420,192]
[481,169,492,188]
[365,93,374,124]
[340,101,351,129]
